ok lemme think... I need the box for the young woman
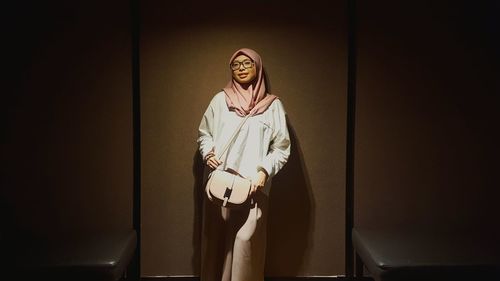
[197,48,290,281]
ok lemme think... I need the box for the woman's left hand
[250,170,268,195]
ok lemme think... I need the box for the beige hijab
[223,48,278,117]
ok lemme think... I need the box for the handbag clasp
[222,186,232,207]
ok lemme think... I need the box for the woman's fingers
[207,159,217,169]
[206,157,222,169]
[250,184,257,195]
[249,171,266,195]
[250,181,262,195]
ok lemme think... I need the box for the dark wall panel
[355,1,500,230]
[2,1,133,238]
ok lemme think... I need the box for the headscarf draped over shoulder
[223,48,278,117]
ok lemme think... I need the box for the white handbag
[206,169,252,208]
[205,115,252,208]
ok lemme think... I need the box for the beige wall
[2,1,133,237]
[354,2,500,230]
[140,1,348,277]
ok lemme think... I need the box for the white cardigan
[197,91,291,195]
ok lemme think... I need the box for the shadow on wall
[190,118,314,275]
[192,149,204,274]
[265,118,314,275]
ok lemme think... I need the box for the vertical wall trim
[345,0,357,277]
[132,0,141,279]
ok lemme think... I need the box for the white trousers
[201,192,268,281]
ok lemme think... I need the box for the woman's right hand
[206,156,223,170]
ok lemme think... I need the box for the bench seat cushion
[6,229,137,281]
[352,227,500,281]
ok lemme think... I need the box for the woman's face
[231,54,257,84]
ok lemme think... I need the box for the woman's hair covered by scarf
[223,48,278,117]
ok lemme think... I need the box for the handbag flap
[207,170,251,205]
[229,175,251,204]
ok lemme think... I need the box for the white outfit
[198,91,290,281]
[198,91,291,195]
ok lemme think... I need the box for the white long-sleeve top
[197,91,291,195]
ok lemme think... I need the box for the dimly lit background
[2,0,499,279]
[2,1,133,237]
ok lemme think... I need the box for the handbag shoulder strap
[217,114,251,161]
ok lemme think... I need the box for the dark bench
[352,227,500,281]
[4,229,137,281]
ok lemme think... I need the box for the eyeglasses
[230,60,254,71]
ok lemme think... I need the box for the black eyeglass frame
[229,60,254,71]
